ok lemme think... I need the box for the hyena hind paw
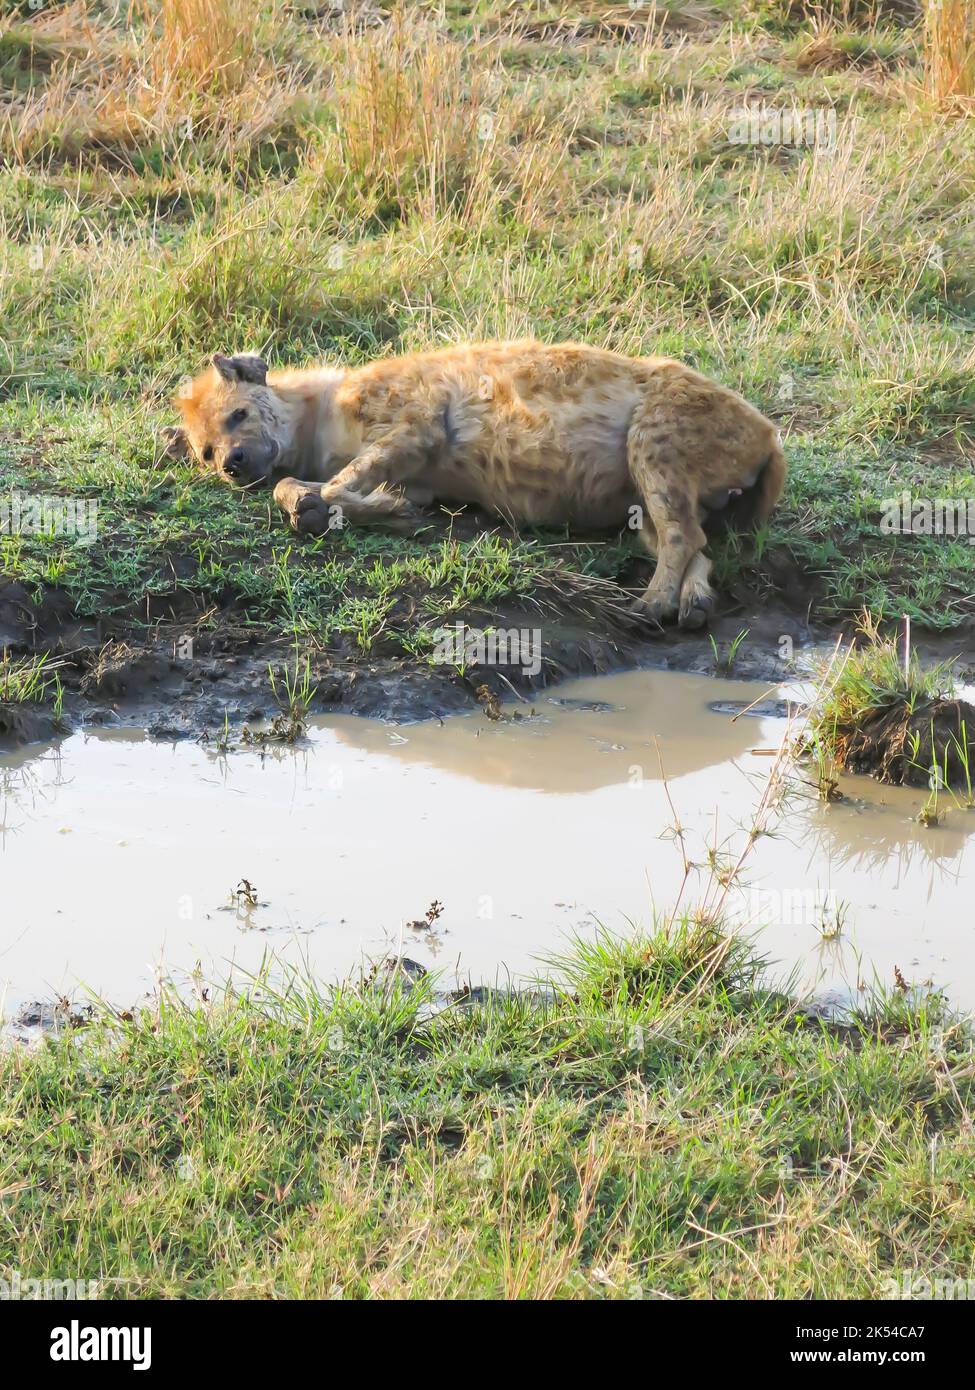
[677,591,715,631]
[627,594,677,634]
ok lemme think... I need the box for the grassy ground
[2,923,973,1298]
[1,0,975,727]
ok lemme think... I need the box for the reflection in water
[0,747,69,840]
[319,673,765,793]
[1,668,973,1020]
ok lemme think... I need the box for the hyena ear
[159,424,190,460]
[211,353,268,386]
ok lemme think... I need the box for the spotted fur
[165,341,785,629]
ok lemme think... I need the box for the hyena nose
[225,447,245,477]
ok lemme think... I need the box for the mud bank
[5,553,975,747]
[838,696,975,786]
[0,570,896,744]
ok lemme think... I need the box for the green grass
[2,922,972,1298]
[0,649,61,705]
[811,615,956,736]
[2,0,974,702]
[802,614,975,798]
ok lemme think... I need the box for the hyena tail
[753,436,786,522]
[708,437,786,535]
[328,485,424,535]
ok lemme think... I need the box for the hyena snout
[219,435,281,488]
[223,446,245,480]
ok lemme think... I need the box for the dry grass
[923,0,975,107]
[0,3,566,218]
[139,0,265,94]
[2,6,972,384]
[0,0,300,164]
[324,9,572,230]
[329,11,499,225]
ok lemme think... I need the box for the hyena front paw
[273,477,333,536]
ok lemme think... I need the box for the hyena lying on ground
[163,341,785,629]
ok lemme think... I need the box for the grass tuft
[805,614,975,788]
[0,649,62,706]
[923,0,975,107]
[141,0,266,96]
[2,922,972,1298]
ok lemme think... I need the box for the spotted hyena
[162,341,785,629]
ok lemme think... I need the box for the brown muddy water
[2,669,974,1027]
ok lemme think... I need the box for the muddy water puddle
[2,669,974,1026]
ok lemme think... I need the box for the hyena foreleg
[322,420,443,497]
[276,421,441,535]
[273,476,423,536]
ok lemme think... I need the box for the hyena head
[161,354,294,488]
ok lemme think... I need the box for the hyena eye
[226,408,247,428]
[202,445,214,462]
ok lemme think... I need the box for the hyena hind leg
[628,490,707,629]
[627,415,708,628]
[677,552,715,631]
[631,518,714,632]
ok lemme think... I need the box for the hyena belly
[552,395,640,528]
[410,384,637,528]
